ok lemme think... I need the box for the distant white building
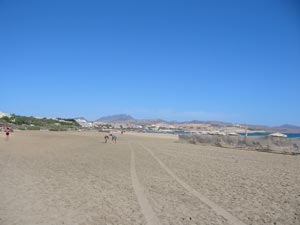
[0,112,11,118]
[76,119,93,128]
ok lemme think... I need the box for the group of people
[104,133,117,143]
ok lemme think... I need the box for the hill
[278,124,300,129]
[1,114,80,131]
[96,114,135,123]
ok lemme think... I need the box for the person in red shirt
[4,127,10,139]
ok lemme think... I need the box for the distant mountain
[245,124,300,134]
[269,124,300,134]
[136,118,166,125]
[96,114,135,122]
[95,114,167,124]
[180,120,204,124]
[180,120,233,127]
[3,111,300,133]
[278,124,300,129]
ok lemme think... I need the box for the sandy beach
[0,131,299,225]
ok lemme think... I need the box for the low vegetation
[1,114,80,131]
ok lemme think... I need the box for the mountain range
[2,111,300,133]
[96,114,135,122]
[98,114,300,133]
[93,114,300,133]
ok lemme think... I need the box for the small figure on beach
[111,135,117,143]
[104,135,109,143]
[4,127,10,140]
[108,133,117,143]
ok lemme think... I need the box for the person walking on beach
[4,127,10,140]
[104,135,109,143]
[111,135,117,143]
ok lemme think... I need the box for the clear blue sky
[1,0,300,125]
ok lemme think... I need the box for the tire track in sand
[139,143,246,225]
[129,143,161,225]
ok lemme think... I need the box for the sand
[0,131,299,225]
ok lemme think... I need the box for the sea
[144,130,300,138]
[239,133,300,138]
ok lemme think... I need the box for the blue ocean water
[145,130,300,138]
[240,133,300,138]
[285,133,300,138]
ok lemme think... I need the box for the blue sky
[1,0,300,125]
